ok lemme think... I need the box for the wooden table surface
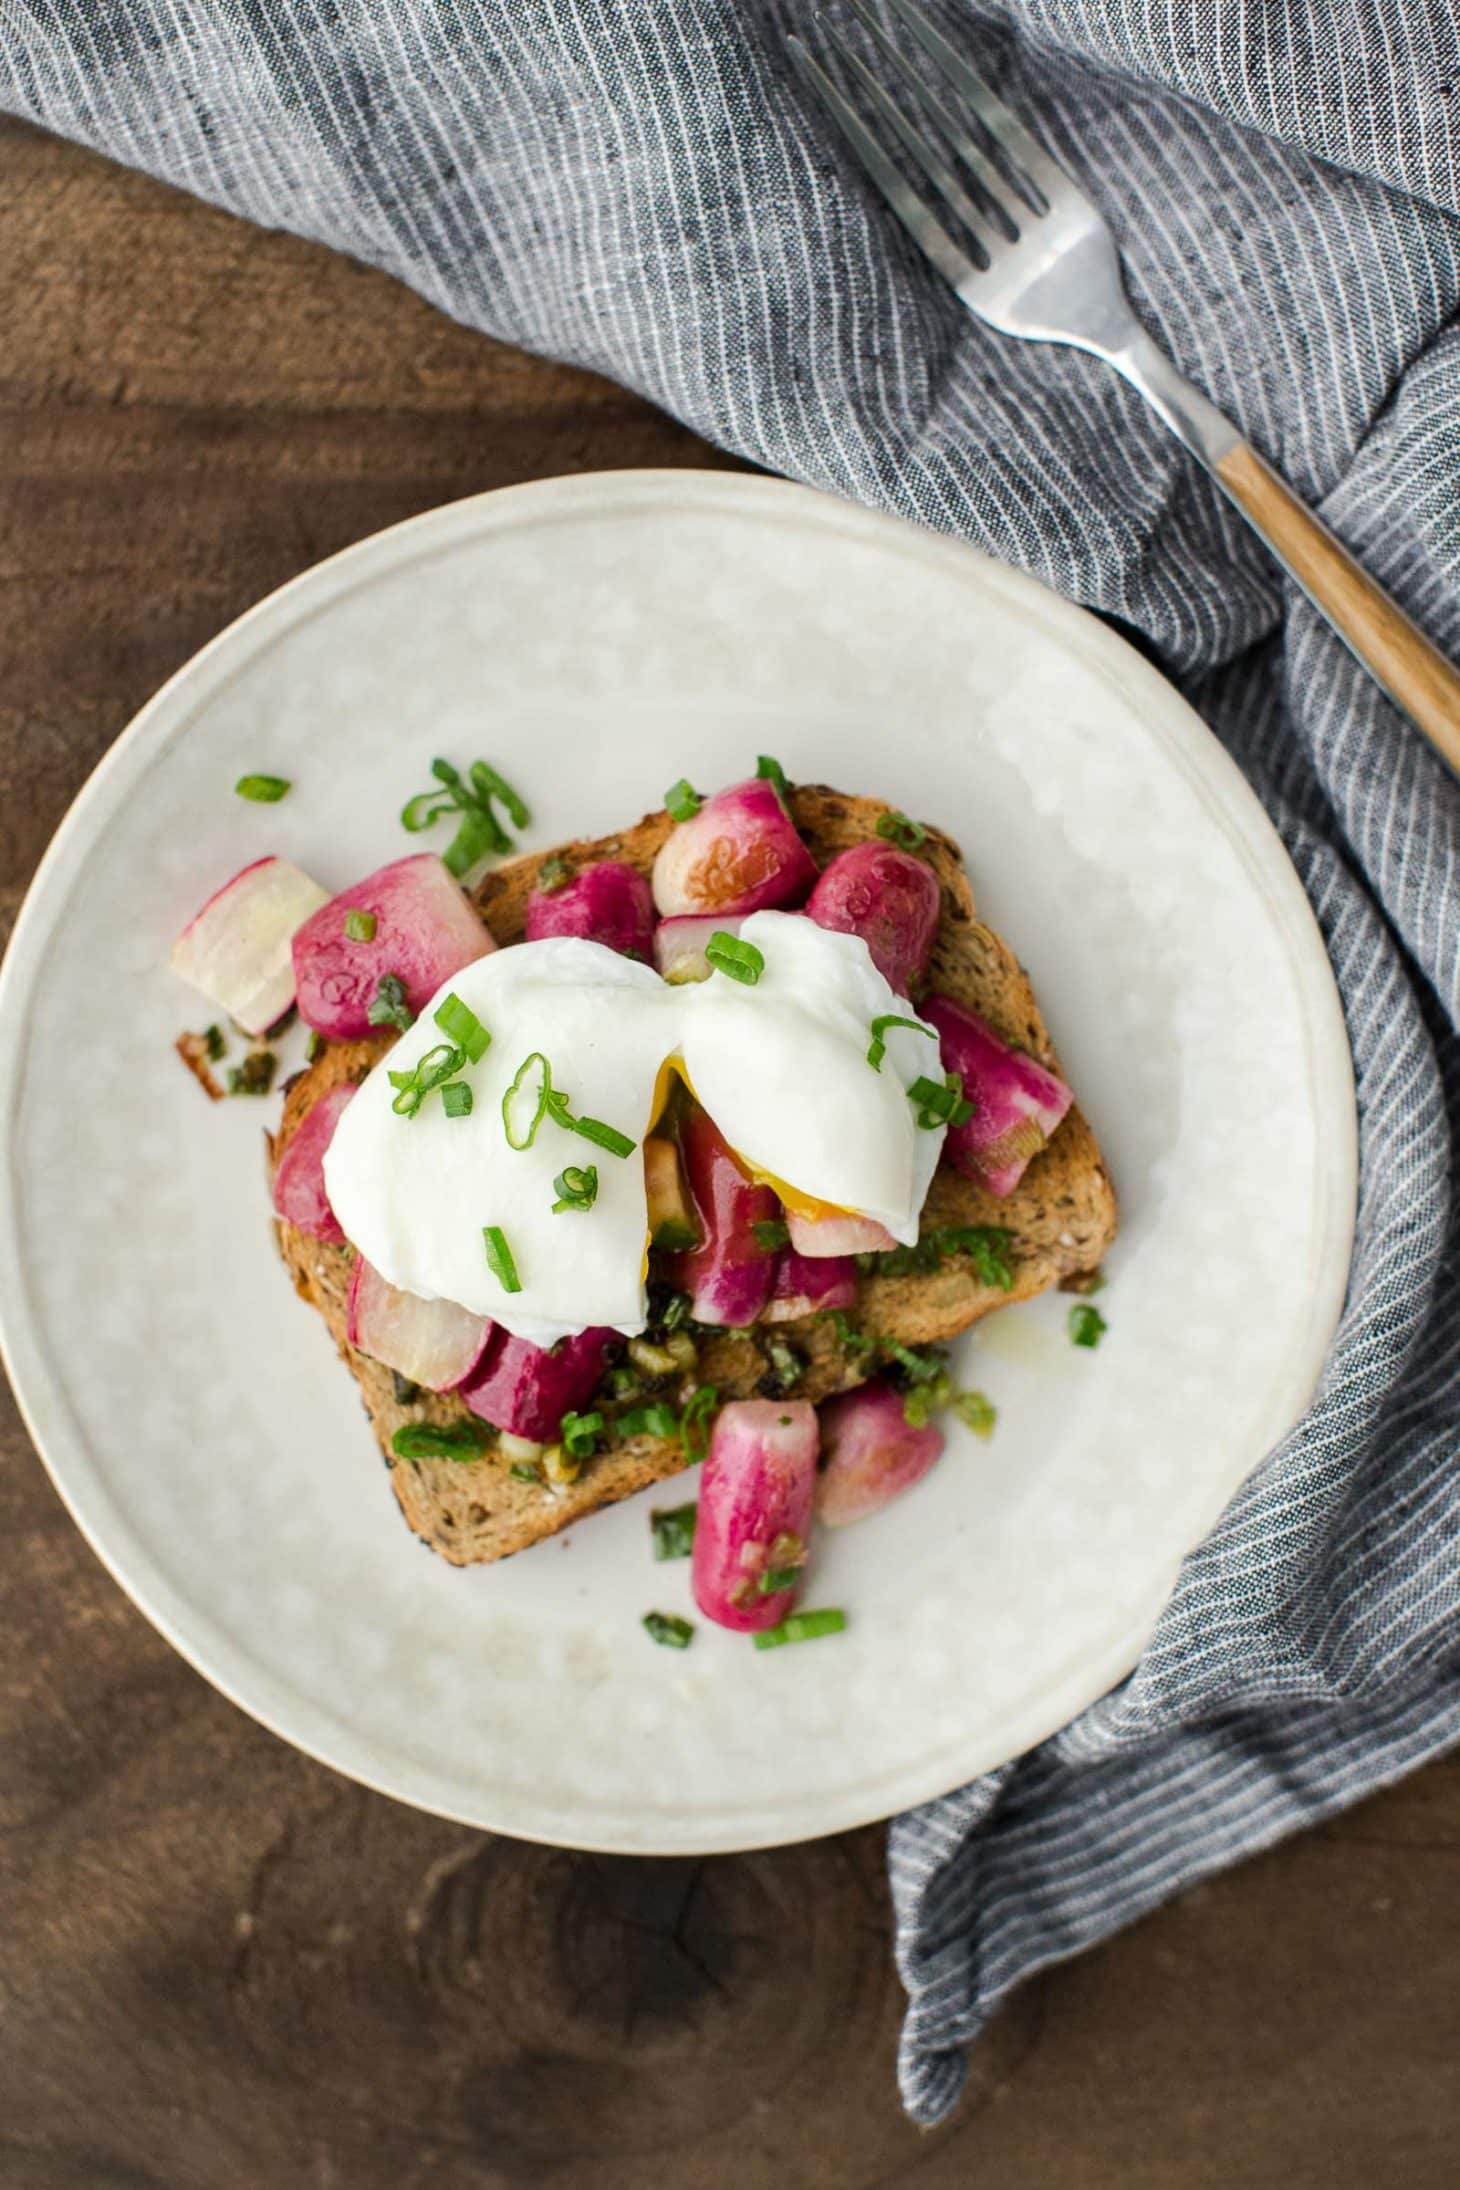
[2,119,1457,2190]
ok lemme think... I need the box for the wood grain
[1216,440,1460,773]
[2,116,1459,2190]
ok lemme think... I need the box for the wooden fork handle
[1215,440,1460,777]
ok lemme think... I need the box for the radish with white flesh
[816,1377,945,1526]
[292,854,493,1040]
[786,1207,897,1258]
[270,1082,356,1244]
[668,1106,780,1327]
[653,912,746,985]
[170,855,328,1036]
[525,861,655,961]
[644,1134,699,1249]
[346,1258,491,1392]
[806,840,941,997]
[692,1399,819,1631]
[652,777,817,918]
[762,1249,857,1323]
[459,1324,617,1443]
[923,993,1074,1197]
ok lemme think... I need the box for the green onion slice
[752,1218,790,1252]
[823,1307,875,1356]
[650,1503,697,1561]
[469,759,530,831]
[560,1409,606,1460]
[664,777,703,822]
[551,1163,599,1213]
[543,1088,636,1159]
[235,773,291,803]
[390,1422,490,1461]
[679,1384,718,1463]
[502,1051,553,1149]
[705,931,765,985]
[752,1608,847,1650]
[433,991,490,1062]
[755,754,789,797]
[643,1612,694,1650]
[758,1566,802,1594]
[367,972,415,1034]
[509,1461,542,1483]
[907,1071,975,1130]
[1069,1304,1108,1349]
[875,811,926,851]
[867,1013,935,1072]
[954,1390,998,1437]
[440,1081,473,1119]
[344,908,376,943]
[482,1224,522,1294]
[536,855,572,894]
[619,1402,679,1441]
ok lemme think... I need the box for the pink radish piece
[786,1207,897,1258]
[270,1082,356,1244]
[526,861,655,961]
[170,855,329,1036]
[806,840,941,997]
[692,1399,820,1632]
[346,1258,492,1392]
[292,854,493,1039]
[762,1250,857,1323]
[816,1378,946,1526]
[668,1107,780,1327]
[459,1325,617,1443]
[653,912,746,985]
[922,993,1074,1197]
[651,777,818,918]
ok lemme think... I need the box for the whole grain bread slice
[271,785,1117,1565]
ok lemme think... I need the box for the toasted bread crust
[271,785,1116,1564]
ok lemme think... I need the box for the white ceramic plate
[0,472,1355,1853]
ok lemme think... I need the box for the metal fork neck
[1100,325,1241,471]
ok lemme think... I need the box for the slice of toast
[271,785,1116,1565]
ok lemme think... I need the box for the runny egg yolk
[649,1055,851,1228]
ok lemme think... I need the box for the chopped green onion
[650,1503,698,1561]
[755,754,789,796]
[658,1291,691,1332]
[226,1050,276,1096]
[954,1390,998,1438]
[758,1566,801,1594]
[560,1409,606,1460]
[753,1608,846,1650]
[306,1029,325,1063]
[469,760,530,832]
[400,754,526,873]
[862,1225,1015,1290]
[367,972,415,1034]
[619,1402,679,1440]
[705,931,765,985]
[752,1218,790,1252]
[544,1088,636,1158]
[680,1384,718,1463]
[823,1307,875,1355]
[401,789,455,832]
[235,773,290,803]
[389,1042,466,1119]
[610,1362,641,1399]
[202,1024,226,1062]
[876,811,926,852]
[502,1051,552,1149]
[391,1421,490,1461]
[482,1224,522,1294]
[536,855,572,894]
[907,1071,975,1130]
[761,1335,804,1395]
[881,1337,946,1386]
[1069,1304,1108,1349]
[440,1081,473,1119]
[509,1461,542,1483]
[445,807,505,877]
[344,908,377,943]
[551,1163,599,1213]
[433,991,490,1063]
[664,778,703,822]
[643,1612,694,1650]
[867,1013,935,1072]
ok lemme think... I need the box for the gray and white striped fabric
[6,0,1460,2126]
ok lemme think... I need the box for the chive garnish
[226,1050,276,1096]
[389,1042,466,1117]
[705,931,765,985]
[752,1218,790,1252]
[758,1566,802,1594]
[954,1390,998,1437]
[235,773,291,803]
[551,1163,599,1213]
[536,855,572,894]
[543,1088,636,1158]
[664,778,703,822]
[643,1612,694,1650]
[753,1609,846,1650]
[907,1071,974,1130]
[560,1409,606,1460]
[678,1384,718,1463]
[367,972,415,1033]
[502,1051,552,1149]
[650,1503,697,1561]
[619,1402,679,1440]
[659,1291,691,1332]
[510,1461,542,1483]
[482,1224,522,1294]
[202,1024,226,1061]
[761,1334,804,1395]
[867,1013,935,1072]
[823,1307,875,1356]
[344,908,377,943]
[440,1081,473,1118]
[755,755,789,797]
[433,991,490,1062]
[876,811,926,851]
[1069,1304,1108,1349]
[391,1422,490,1461]
[881,1337,946,1386]
[468,760,530,832]
[863,1225,1015,1290]
[399,756,528,876]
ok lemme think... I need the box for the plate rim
[0,468,1358,1851]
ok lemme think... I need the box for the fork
[788,0,1460,777]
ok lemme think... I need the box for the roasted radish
[816,1377,945,1525]
[806,840,941,997]
[923,993,1073,1197]
[651,777,817,918]
[692,1398,819,1631]
[292,853,494,1039]
[786,1207,897,1258]
[347,1258,492,1391]
[668,1107,780,1326]
[653,912,745,985]
[170,855,328,1036]
[762,1249,857,1323]
[525,860,655,961]
[270,1081,356,1244]
[459,1324,617,1443]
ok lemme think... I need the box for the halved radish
[692,1399,819,1631]
[459,1325,618,1443]
[652,913,746,985]
[786,1207,897,1258]
[816,1378,945,1526]
[667,1107,780,1327]
[922,993,1074,1197]
[170,855,328,1036]
[292,854,494,1039]
[762,1249,857,1323]
[526,861,654,960]
[346,1257,491,1391]
[270,1082,356,1244]
[652,778,817,918]
[806,841,941,997]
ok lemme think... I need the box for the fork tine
[840,0,1021,244]
[785,34,983,295]
[880,0,1072,214]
